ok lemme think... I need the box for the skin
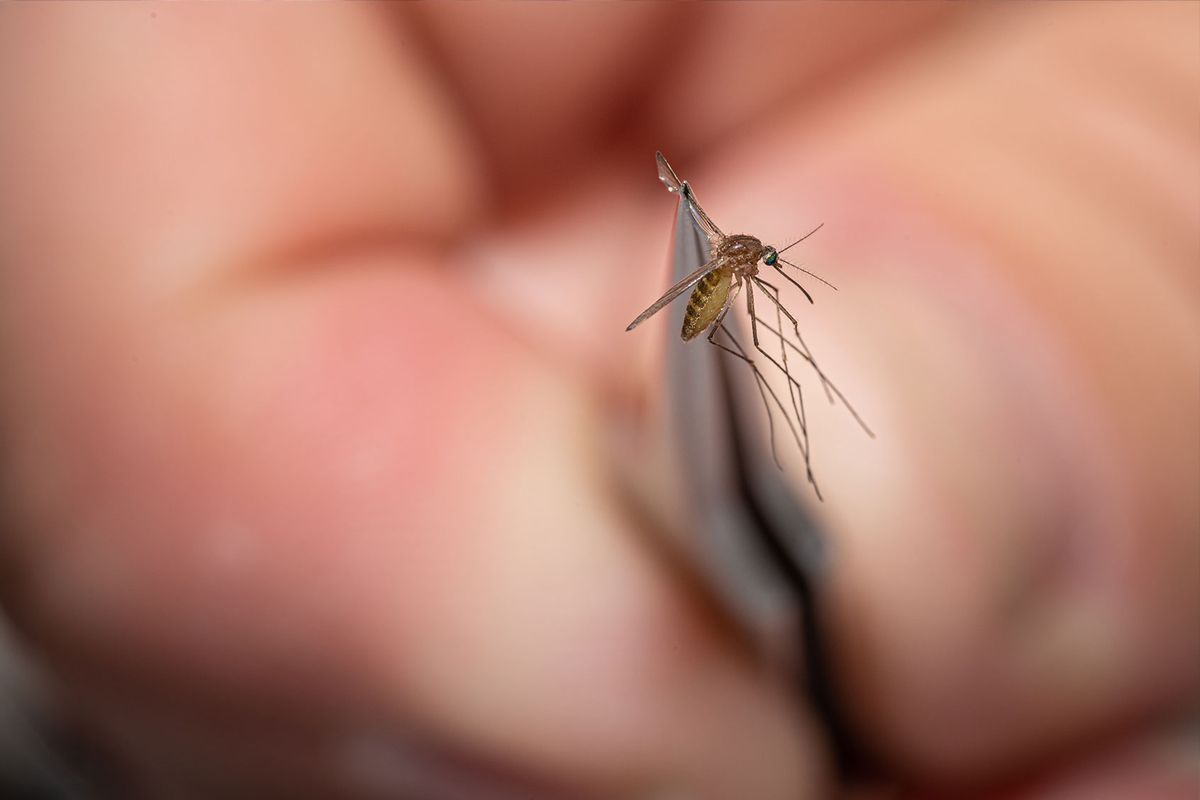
[0,3,1197,798]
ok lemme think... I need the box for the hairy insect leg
[706,315,814,478]
[748,278,807,435]
[752,277,836,404]
[706,318,783,471]
[744,273,760,347]
[745,280,817,490]
[770,285,811,453]
[768,280,808,443]
[752,279,876,439]
[705,279,782,469]
[740,283,822,431]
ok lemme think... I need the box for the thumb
[775,1,1200,782]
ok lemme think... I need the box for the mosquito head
[761,246,779,267]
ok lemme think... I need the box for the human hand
[0,4,1196,798]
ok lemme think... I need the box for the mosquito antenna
[774,222,838,291]
[779,258,837,291]
[775,222,824,255]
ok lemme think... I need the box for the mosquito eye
[763,250,777,266]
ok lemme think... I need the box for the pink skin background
[0,3,1197,799]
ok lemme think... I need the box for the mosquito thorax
[714,234,763,272]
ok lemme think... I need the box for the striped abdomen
[681,267,732,341]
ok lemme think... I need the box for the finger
[688,0,1199,784]
[953,730,1200,800]
[0,5,825,797]
[414,3,961,191]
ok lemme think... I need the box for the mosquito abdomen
[682,267,732,341]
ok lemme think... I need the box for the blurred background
[1,3,1197,799]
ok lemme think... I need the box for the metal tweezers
[658,169,861,778]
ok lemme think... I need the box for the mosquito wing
[655,151,725,244]
[626,259,718,332]
[683,191,725,245]
[656,151,685,194]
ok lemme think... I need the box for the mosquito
[626,151,873,499]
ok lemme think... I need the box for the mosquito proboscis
[626,151,873,499]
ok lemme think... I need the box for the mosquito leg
[778,328,816,491]
[707,278,783,469]
[748,279,810,469]
[746,277,796,452]
[754,277,831,390]
[709,324,782,470]
[745,280,817,490]
[753,277,836,404]
[706,311,811,475]
[752,281,876,439]
[737,283,820,431]
[705,312,782,469]
[744,274,760,348]
[756,277,806,436]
